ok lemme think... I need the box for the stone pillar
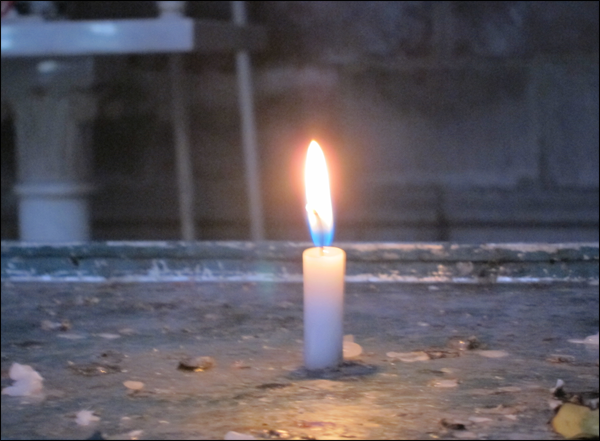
[2,57,98,241]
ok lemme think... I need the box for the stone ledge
[2,241,597,283]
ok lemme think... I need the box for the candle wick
[312,209,326,247]
[313,209,322,224]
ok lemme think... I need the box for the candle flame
[305,140,334,246]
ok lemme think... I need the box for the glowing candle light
[303,140,346,370]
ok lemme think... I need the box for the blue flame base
[308,224,334,247]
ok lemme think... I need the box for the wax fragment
[569,332,599,345]
[476,350,509,358]
[57,333,86,340]
[97,333,120,340]
[128,430,143,439]
[1,363,44,397]
[387,351,430,362]
[123,381,144,390]
[468,417,493,424]
[343,341,362,358]
[41,320,61,331]
[76,410,100,426]
[548,399,563,410]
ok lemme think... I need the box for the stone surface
[0,2,597,242]
[255,1,600,61]
[339,66,536,187]
[254,1,434,61]
[1,281,598,440]
[2,241,598,283]
[533,61,600,187]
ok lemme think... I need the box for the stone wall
[1,1,598,242]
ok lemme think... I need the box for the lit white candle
[303,140,346,370]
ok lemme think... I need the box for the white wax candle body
[303,246,346,370]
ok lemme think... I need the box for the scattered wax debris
[1,363,44,397]
[123,381,144,390]
[468,417,493,424]
[551,379,565,394]
[57,333,86,340]
[97,333,121,340]
[41,320,60,331]
[75,410,100,426]
[548,399,563,410]
[386,351,430,362]
[2,276,597,439]
[476,350,509,358]
[568,332,599,345]
[128,430,144,439]
[343,341,363,358]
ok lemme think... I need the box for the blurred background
[1,1,598,243]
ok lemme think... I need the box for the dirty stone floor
[1,281,598,440]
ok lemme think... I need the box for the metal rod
[169,54,196,241]
[232,0,265,241]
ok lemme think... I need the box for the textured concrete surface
[2,242,598,283]
[1,281,598,440]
